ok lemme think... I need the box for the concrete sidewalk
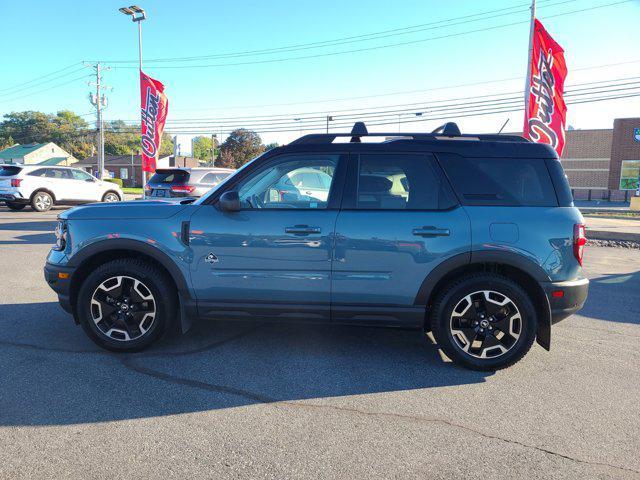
[584,215,640,242]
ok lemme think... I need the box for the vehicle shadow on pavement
[0,220,57,232]
[0,232,55,245]
[0,301,492,427]
[581,271,640,325]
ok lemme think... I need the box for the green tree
[263,142,279,151]
[192,136,220,164]
[0,110,93,159]
[218,129,264,169]
[104,120,174,157]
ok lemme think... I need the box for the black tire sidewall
[6,203,26,211]
[432,275,537,370]
[77,260,173,352]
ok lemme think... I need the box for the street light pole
[119,5,147,196]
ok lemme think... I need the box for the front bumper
[44,262,75,314]
[542,277,589,324]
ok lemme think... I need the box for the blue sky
[0,0,638,150]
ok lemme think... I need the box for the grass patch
[122,187,143,195]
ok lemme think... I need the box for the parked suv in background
[0,165,123,212]
[145,167,234,198]
[44,122,589,370]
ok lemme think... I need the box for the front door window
[237,155,338,209]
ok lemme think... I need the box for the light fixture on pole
[119,5,147,195]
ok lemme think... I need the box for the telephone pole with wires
[86,63,110,180]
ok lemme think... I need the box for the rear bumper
[44,263,75,314]
[542,277,589,324]
[0,192,27,203]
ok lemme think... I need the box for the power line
[0,67,88,99]
[169,59,640,113]
[97,0,578,65]
[0,74,91,105]
[115,76,640,128]
[0,63,81,94]
[102,0,634,69]
[102,0,575,65]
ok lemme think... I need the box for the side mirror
[85,178,95,182]
[218,190,241,212]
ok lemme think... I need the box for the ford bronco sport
[44,122,589,370]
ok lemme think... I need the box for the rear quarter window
[0,166,22,176]
[438,154,558,207]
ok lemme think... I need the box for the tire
[6,202,26,211]
[102,191,121,202]
[31,191,54,212]
[430,273,537,371]
[76,258,176,352]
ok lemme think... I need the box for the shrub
[104,178,123,188]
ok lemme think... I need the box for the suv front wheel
[430,273,537,371]
[31,191,54,212]
[76,258,176,352]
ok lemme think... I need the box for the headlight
[53,220,68,251]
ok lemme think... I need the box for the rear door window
[352,154,456,210]
[438,154,558,207]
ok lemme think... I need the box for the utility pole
[87,63,109,180]
[326,115,333,133]
[211,134,216,167]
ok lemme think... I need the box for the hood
[60,199,192,221]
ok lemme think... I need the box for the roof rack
[289,121,528,145]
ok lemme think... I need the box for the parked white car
[0,165,123,212]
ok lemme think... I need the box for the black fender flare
[414,250,552,350]
[67,238,194,333]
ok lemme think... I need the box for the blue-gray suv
[44,122,589,370]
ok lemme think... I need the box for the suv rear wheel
[430,273,537,371]
[76,258,176,352]
[31,191,53,212]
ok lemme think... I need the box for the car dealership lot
[0,206,639,480]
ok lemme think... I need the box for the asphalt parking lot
[1,206,639,479]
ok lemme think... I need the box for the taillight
[11,179,22,187]
[573,223,587,266]
[171,184,196,194]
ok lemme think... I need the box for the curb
[587,229,640,243]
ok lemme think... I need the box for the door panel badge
[205,253,219,264]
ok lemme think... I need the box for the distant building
[74,154,202,187]
[0,142,77,166]
[508,117,640,200]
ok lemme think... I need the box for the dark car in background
[145,167,235,198]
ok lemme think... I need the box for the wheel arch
[68,239,192,333]
[30,188,56,203]
[416,251,552,350]
[102,190,123,201]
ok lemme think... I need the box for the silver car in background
[145,167,235,198]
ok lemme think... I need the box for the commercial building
[74,154,202,187]
[560,117,640,200]
[0,142,77,166]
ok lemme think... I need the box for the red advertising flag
[139,71,169,173]
[523,18,568,156]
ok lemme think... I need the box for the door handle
[285,225,321,235]
[412,226,450,237]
